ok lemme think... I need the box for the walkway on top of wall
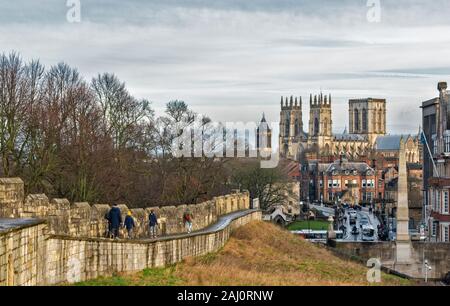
[0,218,45,234]
[50,209,261,244]
[140,209,260,243]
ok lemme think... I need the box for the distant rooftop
[333,133,366,141]
[375,135,417,151]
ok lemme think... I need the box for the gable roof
[375,135,416,151]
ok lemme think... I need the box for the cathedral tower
[308,93,333,154]
[279,96,303,158]
[348,98,386,145]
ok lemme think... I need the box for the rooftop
[375,135,417,151]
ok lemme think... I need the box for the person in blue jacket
[108,204,122,239]
[148,210,158,238]
[124,211,135,239]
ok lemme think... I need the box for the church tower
[308,93,333,154]
[348,98,386,145]
[279,96,303,159]
[257,113,272,158]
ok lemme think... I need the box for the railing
[432,132,450,156]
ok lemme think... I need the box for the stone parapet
[0,178,250,239]
[0,210,261,286]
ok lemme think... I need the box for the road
[340,207,380,242]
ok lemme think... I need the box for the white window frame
[444,191,449,214]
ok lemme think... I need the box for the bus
[291,230,344,243]
[361,224,375,241]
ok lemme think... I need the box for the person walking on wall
[108,204,122,239]
[148,210,158,238]
[183,209,194,233]
[124,211,135,239]
[105,211,112,238]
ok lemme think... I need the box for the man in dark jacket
[149,210,158,238]
[108,204,122,239]
[124,211,135,239]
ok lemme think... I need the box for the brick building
[303,156,384,205]
[422,81,450,242]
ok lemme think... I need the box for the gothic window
[378,109,383,132]
[362,109,368,132]
[314,118,319,136]
[285,119,290,136]
[354,109,360,132]
[295,119,299,136]
[324,118,328,135]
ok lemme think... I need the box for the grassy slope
[76,221,411,286]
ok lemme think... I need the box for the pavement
[340,207,380,242]
[138,209,260,242]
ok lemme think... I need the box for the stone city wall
[0,178,250,238]
[0,210,261,286]
[332,241,450,280]
[0,220,47,286]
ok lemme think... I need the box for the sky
[2,0,450,136]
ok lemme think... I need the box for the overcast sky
[2,0,450,135]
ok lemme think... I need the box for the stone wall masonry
[332,241,450,280]
[0,178,250,239]
[0,220,47,286]
[0,210,261,286]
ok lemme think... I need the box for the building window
[432,134,438,155]
[432,221,437,237]
[445,132,450,153]
[328,180,333,188]
[362,179,366,188]
[333,179,340,188]
[362,109,368,132]
[444,226,449,242]
[444,191,449,214]
[314,118,320,136]
[354,109,360,132]
[378,109,383,132]
[328,192,334,201]
[345,180,349,187]
[319,180,323,187]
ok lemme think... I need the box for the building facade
[375,135,421,163]
[304,157,384,205]
[279,95,387,160]
[422,82,450,242]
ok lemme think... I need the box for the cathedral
[279,94,387,160]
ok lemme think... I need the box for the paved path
[138,209,260,243]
